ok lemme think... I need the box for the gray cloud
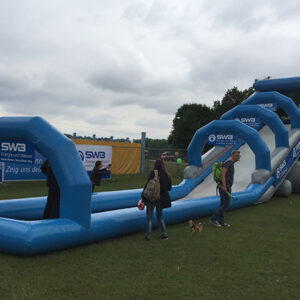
[89,70,178,98]
[88,64,144,94]
[87,50,181,98]
[122,2,148,22]
[135,114,171,129]
[202,0,300,31]
[110,93,185,116]
[0,0,300,140]
[0,69,102,118]
[88,114,118,126]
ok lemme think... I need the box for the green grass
[0,160,185,199]
[0,171,299,299]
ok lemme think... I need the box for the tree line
[134,80,300,150]
[168,86,255,149]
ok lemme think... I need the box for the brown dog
[188,220,203,234]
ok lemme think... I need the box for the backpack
[143,170,160,202]
[212,162,223,184]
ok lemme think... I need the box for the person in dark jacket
[90,160,111,192]
[142,159,172,240]
[41,159,60,219]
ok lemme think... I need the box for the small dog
[188,219,203,234]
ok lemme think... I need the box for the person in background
[90,160,112,192]
[160,153,166,161]
[142,159,172,241]
[41,159,60,219]
[210,150,241,227]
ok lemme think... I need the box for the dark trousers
[43,188,60,219]
[211,187,231,225]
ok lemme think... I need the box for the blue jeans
[211,187,231,225]
[146,201,167,238]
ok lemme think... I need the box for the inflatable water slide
[0,76,299,255]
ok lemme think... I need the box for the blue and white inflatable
[0,76,300,255]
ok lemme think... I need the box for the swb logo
[78,150,106,160]
[208,134,216,143]
[208,133,237,146]
[208,134,234,142]
[78,151,84,161]
[1,142,26,152]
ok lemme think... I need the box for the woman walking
[142,159,172,240]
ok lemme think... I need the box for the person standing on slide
[209,150,240,227]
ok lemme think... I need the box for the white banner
[75,144,112,171]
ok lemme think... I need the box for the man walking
[210,150,240,227]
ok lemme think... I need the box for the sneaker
[160,234,168,240]
[145,236,150,241]
[209,219,221,227]
[221,223,231,227]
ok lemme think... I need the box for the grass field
[0,160,185,199]
[0,166,299,299]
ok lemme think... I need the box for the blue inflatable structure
[221,105,289,148]
[187,119,271,170]
[0,76,300,255]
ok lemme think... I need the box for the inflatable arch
[221,105,289,148]
[242,92,300,129]
[0,116,91,228]
[187,120,271,171]
[253,76,300,93]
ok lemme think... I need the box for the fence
[144,148,187,179]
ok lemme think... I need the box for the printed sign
[234,117,262,129]
[207,134,239,147]
[4,151,46,181]
[3,144,114,181]
[273,139,300,186]
[76,144,112,171]
[0,141,35,164]
[259,103,277,112]
[76,144,112,179]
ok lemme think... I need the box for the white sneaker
[209,219,221,227]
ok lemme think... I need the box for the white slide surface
[180,126,276,200]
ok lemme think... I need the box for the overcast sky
[1,0,300,140]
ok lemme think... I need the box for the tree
[213,86,254,119]
[284,92,300,107]
[134,138,171,149]
[168,103,215,149]
[168,86,255,149]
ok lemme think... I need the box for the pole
[140,132,146,174]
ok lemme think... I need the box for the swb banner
[0,140,35,164]
[76,144,112,179]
